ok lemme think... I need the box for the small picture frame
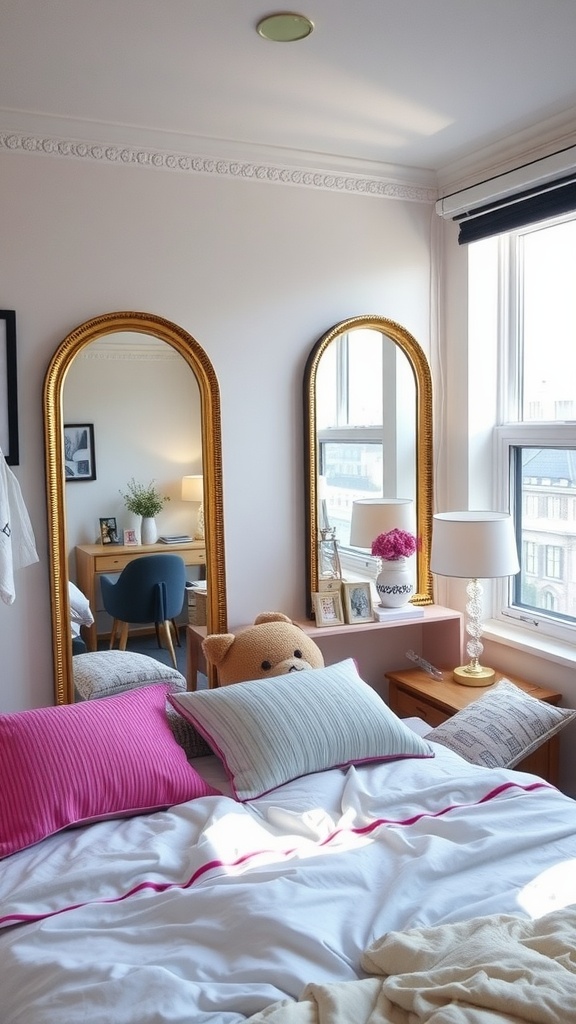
[64,423,96,481]
[99,517,119,545]
[342,581,374,624]
[312,590,345,627]
[123,528,138,546]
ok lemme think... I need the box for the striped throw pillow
[169,659,433,801]
[0,683,219,859]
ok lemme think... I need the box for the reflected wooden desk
[76,541,206,651]
[186,624,208,690]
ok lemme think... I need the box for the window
[543,591,557,611]
[317,330,386,548]
[524,540,537,576]
[472,213,576,640]
[545,545,563,580]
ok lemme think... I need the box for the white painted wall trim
[0,129,437,204]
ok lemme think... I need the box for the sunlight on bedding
[517,857,576,918]
[207,805,375,877]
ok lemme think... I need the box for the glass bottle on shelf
[318,526,343,580]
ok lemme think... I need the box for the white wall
[0,148,433,712]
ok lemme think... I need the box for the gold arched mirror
[304,315,433,615]
[44,311,227,703]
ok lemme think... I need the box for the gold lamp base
[452,663,495,687]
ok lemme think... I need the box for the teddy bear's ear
[253,611,293,626]
[202,633,236,667]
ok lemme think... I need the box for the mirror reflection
[44,312,227,703]
[304,315,434,614]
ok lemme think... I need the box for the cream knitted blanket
[248,906,576,1024]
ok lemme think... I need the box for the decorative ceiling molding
[0,129,438,204]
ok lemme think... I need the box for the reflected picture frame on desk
[99,517,120,545]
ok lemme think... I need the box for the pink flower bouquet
[371,528,420,561]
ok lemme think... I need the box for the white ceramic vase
[376,556,414,607]
[140,516,158,545]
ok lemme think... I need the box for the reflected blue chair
[100,554,186,668]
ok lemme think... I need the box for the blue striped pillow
[168,659,433,800]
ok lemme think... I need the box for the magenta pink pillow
[0,683,220,858]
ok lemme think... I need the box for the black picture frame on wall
[0,310,19,465]
[64,423,97,481]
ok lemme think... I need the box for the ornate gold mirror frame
[304,314,434,615]
[44,311,227,703]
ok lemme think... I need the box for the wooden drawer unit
[390,685,450,728]
[386,668,562,785]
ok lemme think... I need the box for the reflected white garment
[0,448,39,604]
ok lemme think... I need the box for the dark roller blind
[456,173,576,244]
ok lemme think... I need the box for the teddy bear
[201,611,325,685]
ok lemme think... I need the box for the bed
[2,659,576,1023]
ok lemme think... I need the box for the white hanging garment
[0,449,39,604]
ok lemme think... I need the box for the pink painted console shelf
[186,606,462,696]
[293,605,463,700]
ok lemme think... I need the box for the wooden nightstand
[386,668,562,785]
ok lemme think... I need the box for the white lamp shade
[430,511,520,579]
[181,474,203,502]
[350,498,414,549]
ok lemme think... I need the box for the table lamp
[349,498,414,549]
[181,474,204,540]
[430,511,520,686]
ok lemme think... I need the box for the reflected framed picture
[99,517,119,545]
[0,310,18,465]
[312,589,344,627]
[64,423,96,481]
[342,581,374,624]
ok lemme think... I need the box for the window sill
[483,618,576,671]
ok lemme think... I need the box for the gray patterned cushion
[165,705,213,759]
[73,650,186,701]
[427,679,576,769]
[168,658,433,801]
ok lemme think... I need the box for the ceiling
[2,1,576,188]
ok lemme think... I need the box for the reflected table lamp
[350,498,415,605]
[349,498,414,550]
[430,511,520,686]
[181,474,204,540]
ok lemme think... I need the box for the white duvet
[1,747,576,1024]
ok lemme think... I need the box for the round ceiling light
[256,13,314,42]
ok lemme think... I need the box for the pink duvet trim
[1,780,550,927]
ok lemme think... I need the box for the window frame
[495,420,576,643]
[486,210,576,644]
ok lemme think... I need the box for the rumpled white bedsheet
[2,749,576,1024]
[248,907,576,1024]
